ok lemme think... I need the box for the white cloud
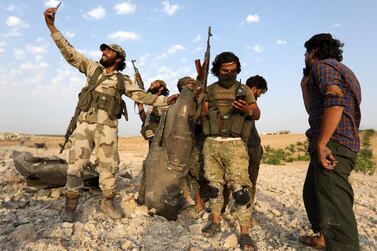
[194,47,203,52]
[44,0,61,8]
[192,34,201,42]
[331,23,341,28]
[162,1,183,16]
[13,48,25,60]
[64,31,75,38]
[114,2,136,15]
[0,42,6,55]
[6,16,29,28]
[6,4,25,15]
[4,16,30,37]
[253,44,264,53]
[138,53,151,67]
[157,44,186,59]
[25,44,47,55]
[84,6,106,20]
[20,61,49,71]
[276,39,287,45]
[89,50,102,59]
[108,31,139,42]
[167,44,186,54]
[246,14,260,23]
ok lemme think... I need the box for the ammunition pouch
[77,86,92,112]
[202,109,252,140]
[85,91,127,121]
[202,82,253,140]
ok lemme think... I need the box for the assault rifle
[131,59,146,121]
[131,60,144,90]
[60,107,80,154]
[195,26,212,93]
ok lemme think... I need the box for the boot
[101,191,122,219]
[61,191,80,222]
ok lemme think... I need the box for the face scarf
[218,73,236,88]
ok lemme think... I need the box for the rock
[224,233,238,248]
[201,212,209,220]
[134,205,149,216]
[121,240,136,250]
[63,227,73,236]
[189,224,202,235]
[62,222,73,228]
[5,200,29,209]
[50,188,61,198]
[122,196,137,216]
[9,223,36,242]
[269,208,282,217]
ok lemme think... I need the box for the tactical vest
[202,82,252,140]
[140,106,161,140]
[77,66,128,121]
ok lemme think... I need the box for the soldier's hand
[44,8,57,26]
[232,99,250,114]
[317,144,338,170]
[167,93,179,105]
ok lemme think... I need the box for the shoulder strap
[207,84,217,110]
[87,66,106,91]
[116,73,125,95]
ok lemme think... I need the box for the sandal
[240,234,257,251]
[202,223,221,238]
[299,233,325,250]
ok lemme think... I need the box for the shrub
[355,129,376,174]
[262,139,309,165]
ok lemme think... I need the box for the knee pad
[233,187,250,206]
[207,185,220,199]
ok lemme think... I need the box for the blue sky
[0,0,376,136]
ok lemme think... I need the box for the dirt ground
[0,133,376,250]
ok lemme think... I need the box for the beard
[147,87,160,94]
[100,56,116,68]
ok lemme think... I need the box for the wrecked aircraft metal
[144,87,197,220]
[12,151,99,189]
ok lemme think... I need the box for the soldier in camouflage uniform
[200,52,260,251]
[245,75,268,207]
[44,8,174,222]
[138,80,170,144]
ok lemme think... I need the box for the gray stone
[189,223,202,235]
[9,223,36,242]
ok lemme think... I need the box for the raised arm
[44,8,95,75]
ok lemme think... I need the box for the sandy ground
[0,134,376,250]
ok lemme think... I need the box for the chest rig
[202,82,252,140]
[77,66,128,121]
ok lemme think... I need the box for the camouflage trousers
[203,137,252,226]
[66,121,119,195]
[186,136,203,195]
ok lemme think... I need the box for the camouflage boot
[61,191,80,222]
[101,191,122,219]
